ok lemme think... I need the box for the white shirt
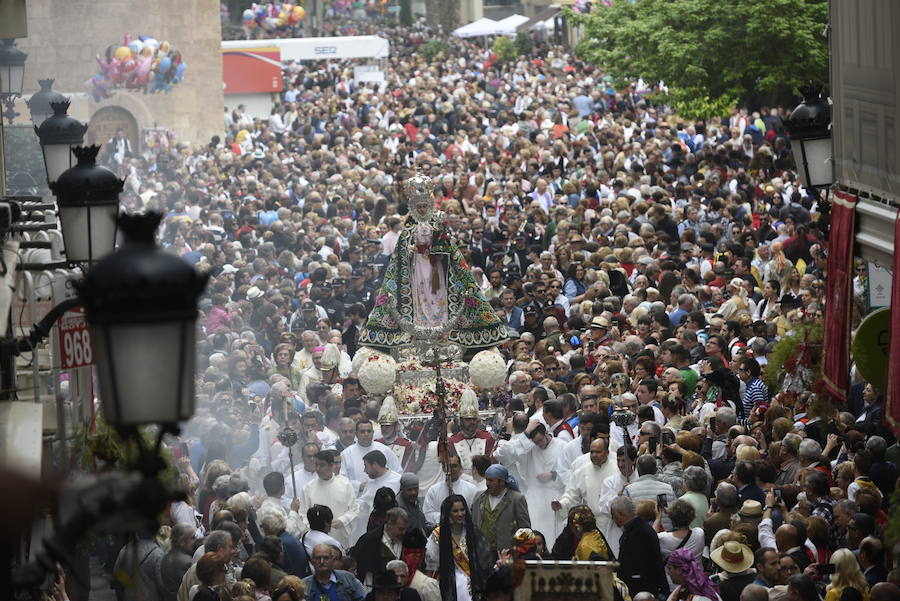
[340,441,402,487]
[598,470,639,557]
[282,468,318,505]
[422,478,479,524]
[556,459,619,530]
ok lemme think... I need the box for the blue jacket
[303,570,365,601]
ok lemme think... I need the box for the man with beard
[448,391,496,473]
[376,397,416,472]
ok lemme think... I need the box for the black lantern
[26,79,67,127]
[77,212,209,427]
[50,146,123,264]
[783,84,833,190]
[35,100,88,185]
[0,39,26,97]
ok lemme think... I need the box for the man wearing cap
[448,391,496,474]
[421,455,478,526]
[345,268,373,309]
[317,281,345,325]
[395,473,430,538]
[471,464,531,554]
[711,541,758,601]
[289,300,324,334]
[376,397,416,472]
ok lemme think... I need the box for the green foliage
[418,39,450,63]
[492,36,517,64]
[514,32,533,57]
[568,0,828,114]
[493,36,518,63]
[762,320,823,391]
[399,0,413,26]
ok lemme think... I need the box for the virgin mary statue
[358,173,507,351]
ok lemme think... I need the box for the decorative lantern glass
[77,212,209,426]
[35,100,88,185]
[26,79,67,127]
[50,146,123,264]
[784,84,833,190]
[0,39,26,97]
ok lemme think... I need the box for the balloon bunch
[89,35,187,102]
[241,2,306,37]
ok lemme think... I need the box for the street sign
[57,306,94,369]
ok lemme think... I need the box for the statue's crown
[403,172,434,200]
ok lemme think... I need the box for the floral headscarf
[667,548,720,600]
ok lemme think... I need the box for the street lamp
[35,99,88,185]
[50,145,123,264]
[77,212,208,427]
[26,79,67,127]
[0,38,26,97]
[784,84,833,190]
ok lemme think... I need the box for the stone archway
[86,106,139,153]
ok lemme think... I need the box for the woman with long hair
[823,549,870,601]
[425,495,492,601]
[665,548,722,601]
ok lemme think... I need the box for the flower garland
[394,357,466,414]
[762,319,833,415]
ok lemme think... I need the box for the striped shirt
[743,377,769,416]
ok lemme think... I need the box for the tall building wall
[17,0,224,149]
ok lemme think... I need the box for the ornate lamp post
[50,146,122,265]
[784,84,833,191]
[35,100,88,186]
[26,79,67,127]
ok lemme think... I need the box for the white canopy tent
[495,14,530,35]
[452,17,500,38]
[221,35,390,61]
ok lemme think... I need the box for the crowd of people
[94,12,900,601]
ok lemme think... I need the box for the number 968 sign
[58,307,95,369]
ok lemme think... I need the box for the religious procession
[4,3,899,601]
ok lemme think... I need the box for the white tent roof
[453,17,500,38]
[221,35,390,61]
[495,14,530,34]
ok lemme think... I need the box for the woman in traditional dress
[550,505,614,561]
[425,495,492,601]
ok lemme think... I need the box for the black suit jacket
[617,517,667,597]
[719,572,757,601]
[738,484,767,506]
[866,564,888,589]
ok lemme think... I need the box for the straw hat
[711,541,754,573]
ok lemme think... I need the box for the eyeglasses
[312,555,333,562]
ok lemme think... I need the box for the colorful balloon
[128,40,143,55]
[158,56,172,73]
[113,46,132,61]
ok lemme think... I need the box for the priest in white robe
[281,442,320,505]
[597,445,639,558]
[340,419,401,488]
[422,456,478,524]
[551,438,618,537]
[517,422,566,543]
[297,449,359,549]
